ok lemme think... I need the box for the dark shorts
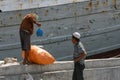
[19,30,31,51]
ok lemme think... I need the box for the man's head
[32,13,39,21]
[72,32,81,44]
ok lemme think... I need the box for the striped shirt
[73,41,86,64]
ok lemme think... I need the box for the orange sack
[22,45,55,65]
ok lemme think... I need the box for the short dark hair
[72,35,80,42]
[0,10,2,12]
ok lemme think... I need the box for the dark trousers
[72,62,85,80]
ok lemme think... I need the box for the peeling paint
[89,19,95,24]
[117,13,120,17]
[54,8,59,13]
[58,27,61,30]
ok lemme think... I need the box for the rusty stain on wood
[55,8,59,13]
[113,0,117,9]
[94,0,99,8]
[101,11,107,13]
[67,8,70,11]
[88,1,92,8]
[86,1,92,11]
[55,0,57,4]
[37,3,39,7]
[18,13,22,17]
[73,0,78,3]
[19,3,22,9]
[85,7,89,11]
[117,13,120,17]
[113,0,116,5]
[74,12,77,16]
[112,14,116,20]
[2,24,6,27]
[45,10,49,16]
[102,1,107,6]
[96,0,99,6]
[9,17,13,20]
[30,0,33,3]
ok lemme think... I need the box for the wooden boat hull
[0,0,120,60]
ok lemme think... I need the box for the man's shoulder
[79,42,86,51]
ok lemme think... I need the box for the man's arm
[33,19,41,27]
[74,51,87,63]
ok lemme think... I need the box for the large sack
[22,45,55,65]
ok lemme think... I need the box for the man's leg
[76,63,85,80]
[24,50,30,64]
[72,68,76,80]
[20,30,31,64]
[72,63,77,80]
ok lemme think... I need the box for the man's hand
[73,51,87,63]
[33,19,41,27]
[36,22,41,27]
[74,58,79,63]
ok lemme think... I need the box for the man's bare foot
[22,61,27,65]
